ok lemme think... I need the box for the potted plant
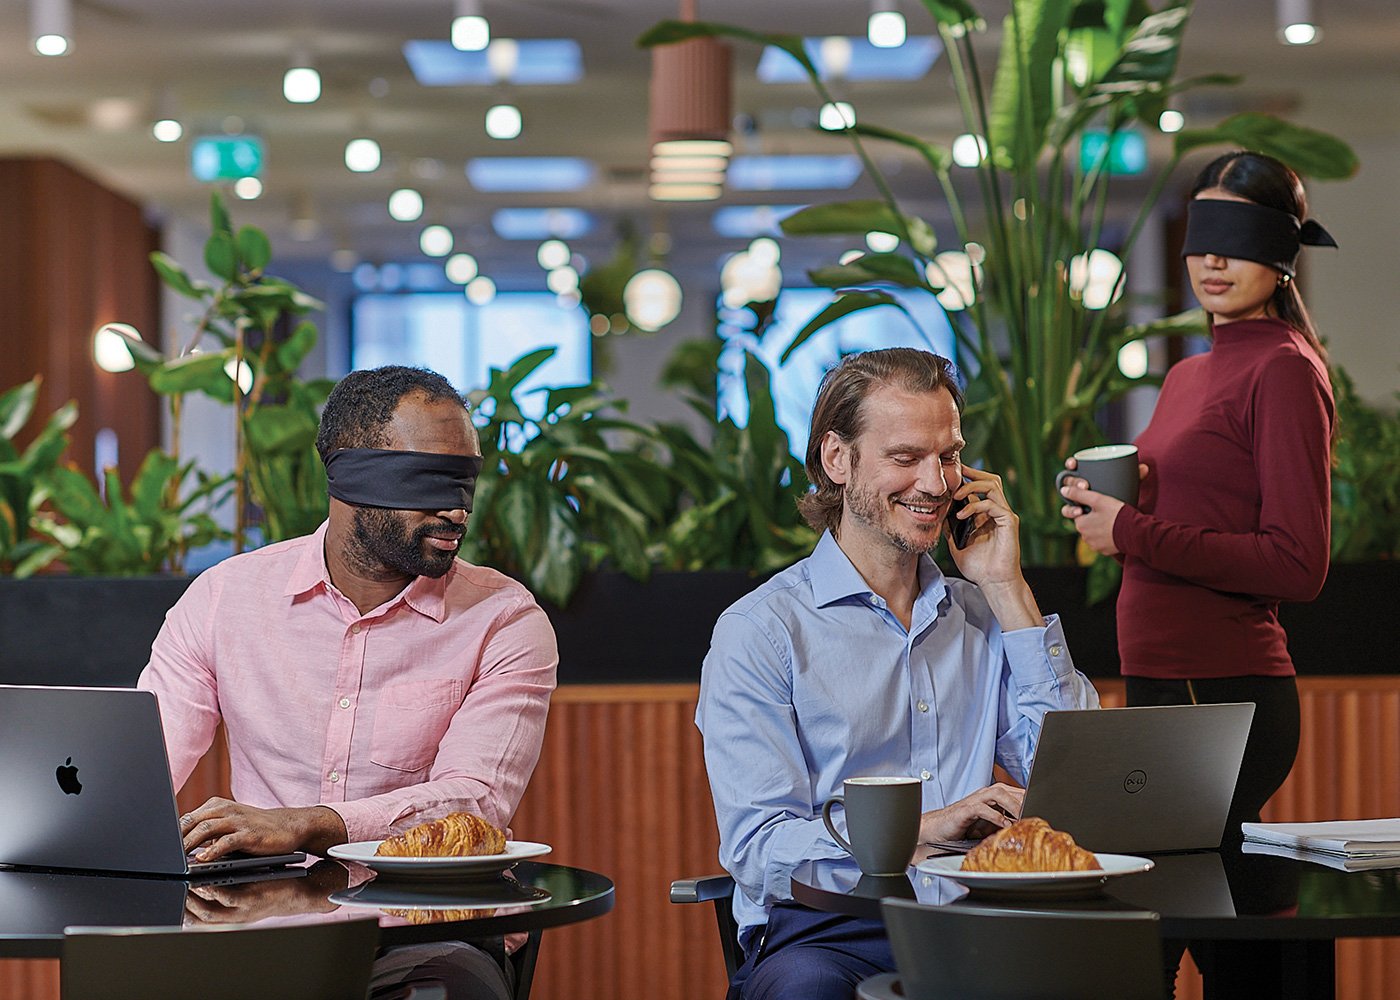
[640,0,1358,583]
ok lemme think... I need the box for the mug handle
[1055,468,1090,513]
[821,796,853,854]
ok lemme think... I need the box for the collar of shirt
[281,520,450,623]
[806,530,950,634]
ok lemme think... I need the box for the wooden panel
[0,157,160,489]
[6,676,1400,1000]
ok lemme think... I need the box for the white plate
[327,840,551,880]
[916,853,1154,899]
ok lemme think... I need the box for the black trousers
[1126,674,1300,835]
[1128,674,1301,999]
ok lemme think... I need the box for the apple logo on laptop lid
[56,757,83,795]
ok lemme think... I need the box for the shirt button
[917,700,929,713]
[1049,644,1062,657]
[920,769,932,781]
[351,624,362,635]
[339,697,351,709]
[329,770,340,783]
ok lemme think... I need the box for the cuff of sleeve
[1002,615,1075,682]
[1111,505,1142,556]
[325,801,389,846]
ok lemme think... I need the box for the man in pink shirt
[138,365,558,865]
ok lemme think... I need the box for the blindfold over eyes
[324,448,484,511]
[1181,199,1337,277]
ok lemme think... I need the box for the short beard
[842,448,944,555]
[348,507,461,580]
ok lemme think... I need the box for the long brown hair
[1189,151,1329,369]
[798,348,962,535]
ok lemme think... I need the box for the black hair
[316,366,468,463]
[1189,151,1328,367]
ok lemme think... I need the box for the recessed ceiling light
[283,65,321,104]
[485,104,522,140]
[537,239,571,270]
[152,118,183,142]
[419,225,454,257]
[388,188,424,222]
[233,176,262,200]
[445,253,479,283]
[344,137,381,172]
[465,275,496,305]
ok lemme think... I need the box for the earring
[1278,273,1292,287]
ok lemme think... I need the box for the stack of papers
[1241,819,1400,872]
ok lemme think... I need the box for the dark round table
[0,859,615,959]
[791,846,1400,1000]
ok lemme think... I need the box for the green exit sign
[190,136,264,182]
[1079,129,1147,176]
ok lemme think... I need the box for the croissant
[386,907,495,924]
[961,817,1101,872]
[375,812,507,858]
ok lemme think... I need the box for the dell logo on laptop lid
[1123,769,1147,794]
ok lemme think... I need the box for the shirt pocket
[369,678,465,773]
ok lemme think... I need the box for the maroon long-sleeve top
[1111,318,1335,679]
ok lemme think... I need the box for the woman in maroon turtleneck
[1060,151,1337,837]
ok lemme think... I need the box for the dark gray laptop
[1020,703,1255,854]
[0,685,304,876]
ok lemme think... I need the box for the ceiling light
[465,275,496,305]
[865,231,899,253]
[283,53,321,104]
[1158,110,1185,133]
[838,249,864,265]
[388,188,424,222]
[1118,341,1149,379]
[233,176,262,200]
[31,0,71,55]
[486,38,520,81]
[537,239,570,270]
[344,137,381,172]
[452,0,490,52]
[485,104,522,140]
[1278,0,1320,44]
[819,102,856,131]
[653,140,733,158]
[468,157,596,192]
[92,323,141,373]
[1069,249,1125,310]
[546,266,579,294]
[952,133,988,167]
[868,3,907,48]
[651,155,728,172]
[819,36,854,78]
[420,224,454,257]
[928,251,980,311]
[152,119,183,142]
[225,358,254,395]
[445,253,479,283]
[649,182,723,202]
[624,269,683,332]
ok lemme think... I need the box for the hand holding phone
[946,491,974,549]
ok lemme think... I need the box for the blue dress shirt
[697,531,1100,940]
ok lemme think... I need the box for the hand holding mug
[1056,446,1147,558]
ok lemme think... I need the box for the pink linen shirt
[137,522,558,844]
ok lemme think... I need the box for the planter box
[1,562,1392,688]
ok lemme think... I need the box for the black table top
[0,860,614,959]
[791,845,1400,941]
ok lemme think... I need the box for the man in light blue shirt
[699,349,1100,1000]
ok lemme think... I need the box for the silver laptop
[0,685,305,876]
[1020,703,1255,854]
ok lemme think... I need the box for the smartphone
[946,491,974,548]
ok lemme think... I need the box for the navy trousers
[727,903,894,1000]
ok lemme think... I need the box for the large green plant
[641,0,1358,565]
[461,349,678,606]
[139,193,330,550]
[653,339,816,573]
[1330,369,1400,562]
[0,377,77,577]
[33,452,233,576]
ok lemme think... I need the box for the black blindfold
[324,449,484,511]
[1181,199,1337,277]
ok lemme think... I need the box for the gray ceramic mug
[1055,443,1140,509]
[821,776,921,876]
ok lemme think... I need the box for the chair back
[62,917,380,1000]
[880,899,1166,1000]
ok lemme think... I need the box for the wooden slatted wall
[4,677,1399,1000]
